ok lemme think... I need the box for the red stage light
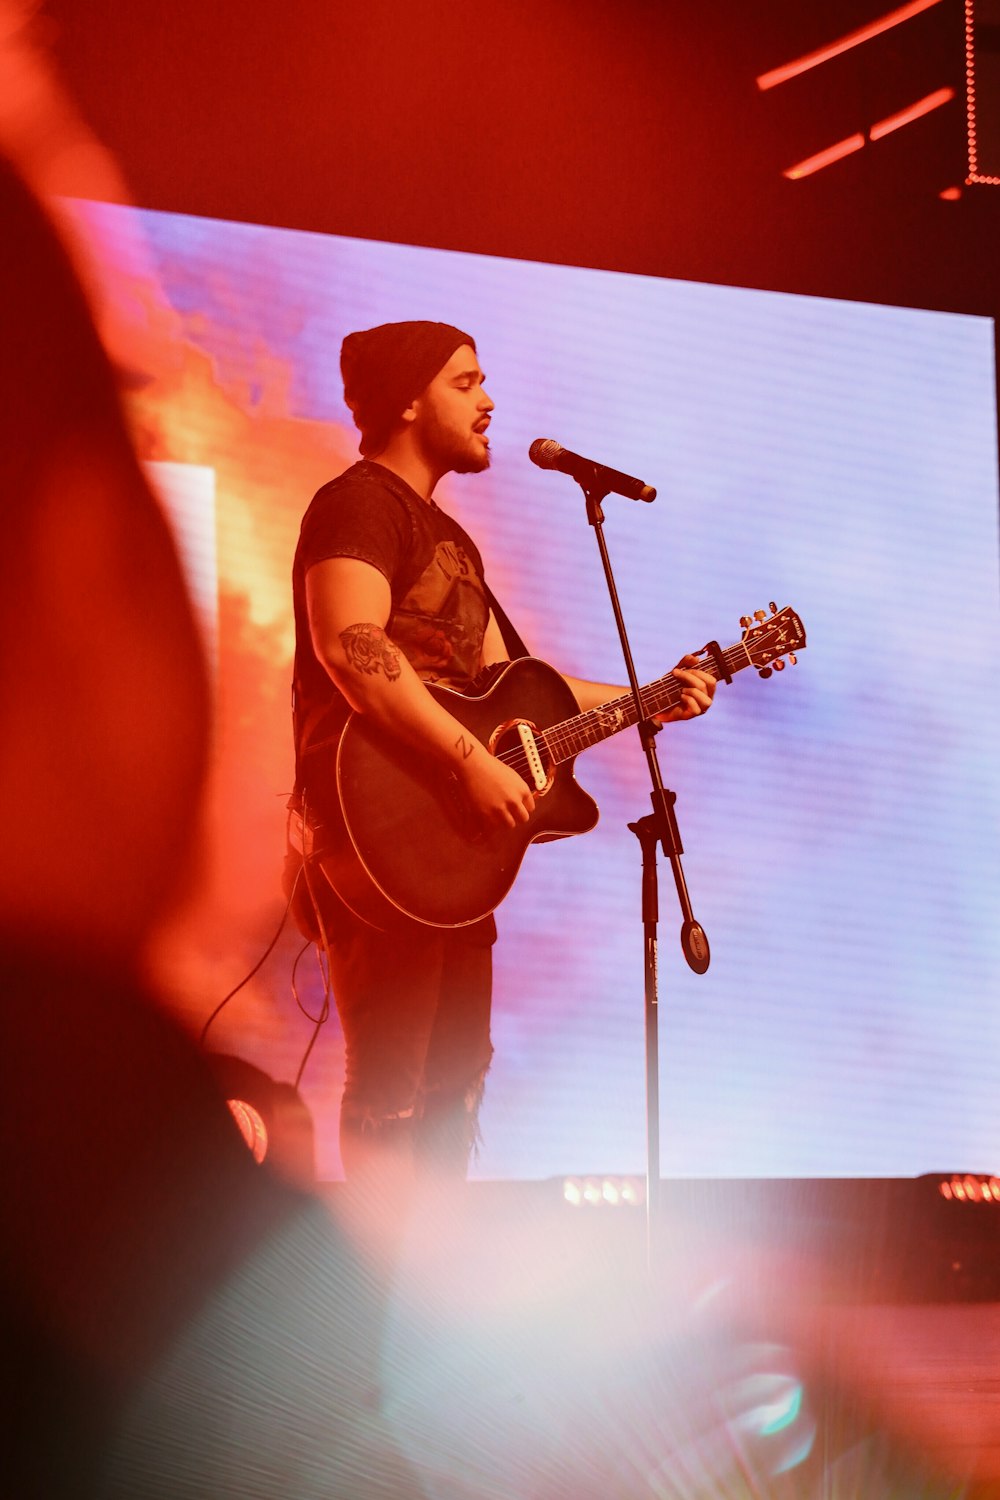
[783,84,957,181]
[869,86,956,140]
[227,1097,269,1163]
[757,0,946,91]
[965,0,1000,184]
[934,1173,1000,1202]
[783,133,867,180]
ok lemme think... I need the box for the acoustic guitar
[300,604,805,929]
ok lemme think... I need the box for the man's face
[411,344,494,475]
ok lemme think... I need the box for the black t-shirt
[292,460,490,778]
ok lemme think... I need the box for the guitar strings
[489,648,745,778]
[490,618,803,774]
[475,621,795,784]
[492,678,692,769]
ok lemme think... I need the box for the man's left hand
[655,654,717,723]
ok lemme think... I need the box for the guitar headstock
[739,603,806,678]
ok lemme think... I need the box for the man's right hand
[458,745,535,829]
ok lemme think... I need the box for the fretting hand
[654,654,717,724]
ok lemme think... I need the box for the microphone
[529,438,656,503]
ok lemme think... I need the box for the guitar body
[300,605,807,931]
[312,657,598,929]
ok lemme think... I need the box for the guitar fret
[543,642,752,765]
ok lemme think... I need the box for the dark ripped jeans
[325,899,495,1180]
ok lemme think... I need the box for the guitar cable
[294,797,333,1091]
[199,863,303,1047]
[199,803,337,1091]
[290,934,323,1022]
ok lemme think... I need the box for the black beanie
[340,320,475,456]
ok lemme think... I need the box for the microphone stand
[581,481,710,1270]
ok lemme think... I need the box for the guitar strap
[374,465,531,664]
[484,581,530,662]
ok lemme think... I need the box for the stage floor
[804,1303,1000,1493]
[313,1180,1000,1498]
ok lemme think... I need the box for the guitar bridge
[517,722,548,792]
[489,717,553,795]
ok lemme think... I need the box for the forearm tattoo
[339,623,402,681]
[455,733,476,760]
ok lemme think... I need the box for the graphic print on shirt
[391,539,488,687]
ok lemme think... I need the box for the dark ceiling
[42,0,999,320]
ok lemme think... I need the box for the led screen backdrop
[69,200,1000,1182]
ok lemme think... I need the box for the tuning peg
[740,615,752,630]
[758,667,772,679]
[754,609,766,622]
[789,654,797,666]
[768,601,777,614]
[773,658,785,671]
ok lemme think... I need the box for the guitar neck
[544,639,752,764]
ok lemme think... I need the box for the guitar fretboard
[543,640,752,764]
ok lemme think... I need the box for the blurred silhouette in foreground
[0,156,415,1499]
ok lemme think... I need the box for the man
[291,320,716,1189]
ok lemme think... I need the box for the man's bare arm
[479,611,716,724]
[306,557,534,826]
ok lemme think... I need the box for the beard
[450,445,491,475]
[417,404,491,476]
